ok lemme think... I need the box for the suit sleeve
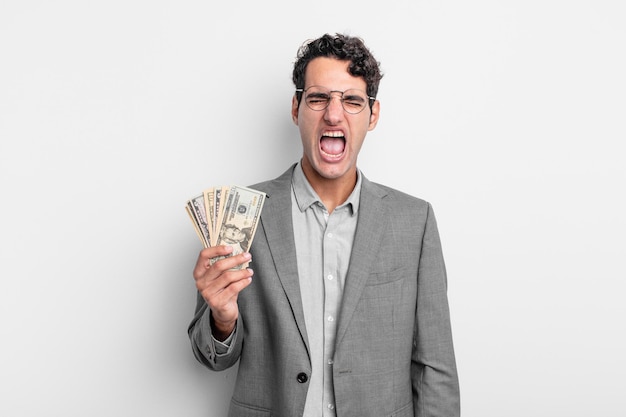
[412,203,461,416]
[187,291,243,371]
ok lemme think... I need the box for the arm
[187,245,253,370]
[412,203,460,416]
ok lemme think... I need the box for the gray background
[1,1,625,416]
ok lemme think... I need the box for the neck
[301,163,357,214]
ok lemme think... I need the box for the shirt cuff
[212,324,237,356]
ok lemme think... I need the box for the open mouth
[320,131,345,157]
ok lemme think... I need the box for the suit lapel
[257,166,310,355]
[336,177,389,346]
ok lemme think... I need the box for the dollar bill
[185,205,205,247]
[213,185,266,269]
[186,185,266,269]
[203,187,216,246]
[186,194,211,248]
[213,186,230,247]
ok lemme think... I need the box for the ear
[367,99,380,131]
[291,95,300,125]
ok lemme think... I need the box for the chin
[317,165,351,181]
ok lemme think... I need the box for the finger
[203,268,254,307]
[210,252,252,274]
[226,269,253,294]
[192,245,234,278]
[197,245,233,265]
[193,251,252,284]
[200,256,253,291]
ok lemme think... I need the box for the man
[188,33,460,417]
[217,225,251,258]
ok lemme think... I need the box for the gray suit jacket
[188,165,460,417]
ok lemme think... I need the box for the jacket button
[296,372,308,383]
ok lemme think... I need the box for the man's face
[222,227,244,243]
[292,57,380,186]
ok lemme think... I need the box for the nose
[324,94,345,123]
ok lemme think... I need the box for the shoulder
[360,177,437,232]
[364,177,432,211]
[248,164,296,195]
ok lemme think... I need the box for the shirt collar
[292,160,362,216]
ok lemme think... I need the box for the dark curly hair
[292,33,383,109]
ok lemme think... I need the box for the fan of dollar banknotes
[186,185,267,262]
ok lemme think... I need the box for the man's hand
[193,245,253,341]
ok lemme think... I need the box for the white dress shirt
[291,162,361,416]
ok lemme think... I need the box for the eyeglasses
[296,86,375,114]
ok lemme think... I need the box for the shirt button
[327,274,333,280]
[327,316,334,322]
[327,232,333,238]
[296,372,308,383]
[328,359,334,365]
[327,404,335,410]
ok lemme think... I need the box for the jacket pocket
[365,266,409,286]
[229,399,271,416]
[391,401,413,417]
